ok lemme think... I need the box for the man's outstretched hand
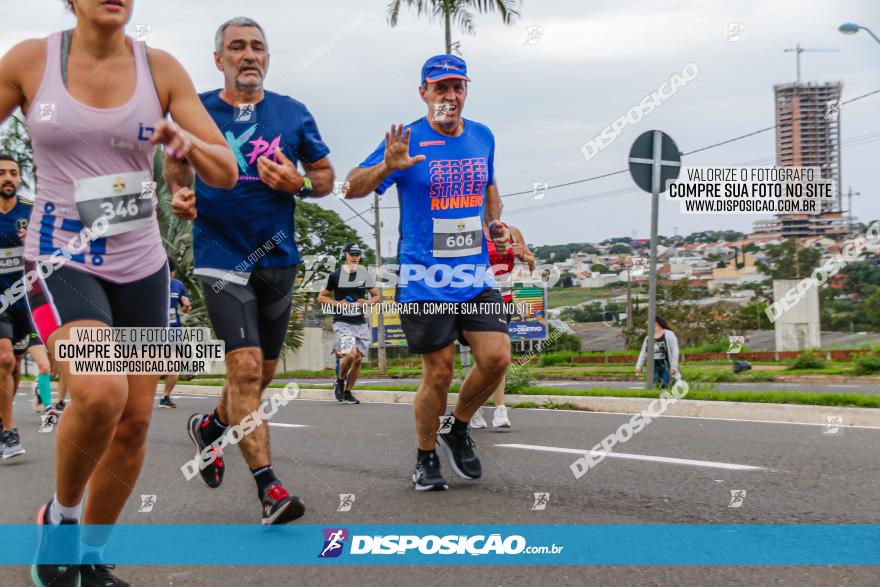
[384,124,426,172]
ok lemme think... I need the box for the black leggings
[28,262,169,342]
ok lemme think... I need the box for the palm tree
[387,0,521,54]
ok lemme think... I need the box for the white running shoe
[469,408,488,429]
[492,405,511,428]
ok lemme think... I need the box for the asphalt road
[1,392,878,586]
[280,376,880,396]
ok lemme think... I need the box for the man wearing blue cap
[344,55,511,491]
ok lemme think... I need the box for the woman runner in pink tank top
[471,221,535,431]
[0,1,236,585]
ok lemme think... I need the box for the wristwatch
[296,176,313,198]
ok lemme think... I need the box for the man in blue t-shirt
[159,259,191,409]
[0,154,34,460]
[165,17,334,525]
[345,55,512,491]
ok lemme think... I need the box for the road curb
[174,384,880,428]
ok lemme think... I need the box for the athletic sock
[80,541,106,565]
[37,373,52,407]
[417,448,436,459]
[251,465,279,499]
[450,416,469,433]
[49,494,82,524]
[200,409,227,444]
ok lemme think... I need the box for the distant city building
[750,211,847,239]
[774,81,842,210]
[751,82,845,240]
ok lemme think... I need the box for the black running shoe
[55,401,66,412]
[412,450,448,491]
[260,483,306,525]
[186,414,224,488]
[158,396,177,409]
[436,427,482,480]
[333,379,345,403]
[342,391,360,405]
[80,564,129,587]
[31,499,80,587]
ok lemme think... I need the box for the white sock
[49,493,82,524]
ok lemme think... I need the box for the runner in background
[317,243,379,404]
[159,259,191,408]
[0,1,237,584]
[168,17,334,525]
[29,342,55,418]
[470,221,534,430]
[0,154,32,458]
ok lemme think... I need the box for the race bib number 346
[432,216,481,258]
[74,171,153,237]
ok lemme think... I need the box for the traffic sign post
[628,130,681,390]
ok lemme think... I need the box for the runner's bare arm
[317,288,342,309]
[301,156,334,197]
[0,39,44,122]
[147,48,237,190]
[163,155,194,193]
[345,124,425,197]
[511,226,536,271]
[484,184,511,244]
[367,287,380,305]
[344,162,392,198]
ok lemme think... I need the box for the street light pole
[839,22,880,45]
[373,192,386,374]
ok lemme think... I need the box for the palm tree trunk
[444,9,452,53]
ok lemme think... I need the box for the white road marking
[268,422,309,429]
[496,443,767,471]
[829,384,857,388]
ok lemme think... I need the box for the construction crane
[784,43,840,84]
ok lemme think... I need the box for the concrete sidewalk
[172,384,880,429]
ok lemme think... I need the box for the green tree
[387,0,521,54]
[590,263,608,273]
[755,239,821,279]
[294,201,372,262]
[0,114,35,192]
[608,243,631,255]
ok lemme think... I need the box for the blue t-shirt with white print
[358,117,497,303]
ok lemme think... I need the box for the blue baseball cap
[421,54,471,84]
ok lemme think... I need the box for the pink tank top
[24,31,166,283]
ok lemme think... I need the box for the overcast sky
[2,0,878,253]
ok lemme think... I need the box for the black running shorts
[0,305,36,355]
[398,288,509,354]
[27,263,169,343]
[199,266,296,361]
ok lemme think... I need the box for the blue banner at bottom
[2,524,878,565]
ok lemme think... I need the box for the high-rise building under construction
[773,81,843,211]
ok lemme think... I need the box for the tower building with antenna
[751,42,846,240]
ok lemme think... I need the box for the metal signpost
[627,130,681,390]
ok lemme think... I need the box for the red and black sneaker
[186,413,225,488]
[261,483,306,526]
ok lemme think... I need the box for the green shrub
[538,351,578,367]
[505,368,533,393]
[854,353,880,375]
[789,351,826,370]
